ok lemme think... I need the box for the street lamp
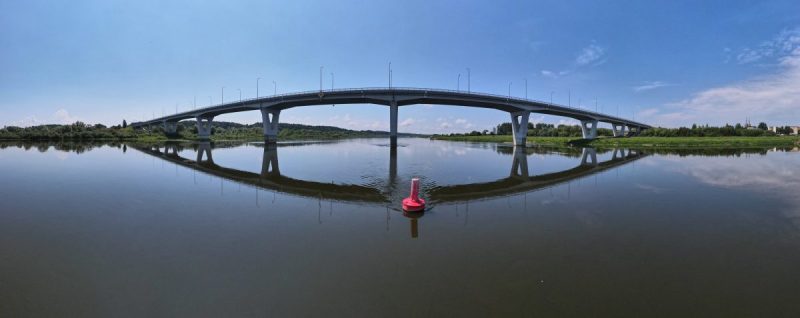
[525,78,528,99]
[319,66,324,92]
[208,96,212,106]
[221,87,225,104]
[457,73,461,91]
[330,73,334,90]
[388,62,392,88]
[550,91,554,105]
[272,81,277,96]
[257,77,261,98]
[508,82,512,99]
[238,88,242,102]
[466,68,471,93]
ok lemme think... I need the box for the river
[1,138,799,317]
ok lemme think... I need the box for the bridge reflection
[133,142,646,205]
[132,142,646,238]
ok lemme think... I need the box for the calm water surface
[1,138,800,317]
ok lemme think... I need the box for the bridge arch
[131,88,651,145]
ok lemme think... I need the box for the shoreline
[430,135,800,148]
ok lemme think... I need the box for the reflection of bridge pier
[197,142,213,163]
[511,146,530,178]
[388,146,398,192]
[581,148,598,166]
[261,144,280,176]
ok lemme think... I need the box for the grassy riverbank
[431,135,800,148]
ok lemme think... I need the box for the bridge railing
[133,87,645,127]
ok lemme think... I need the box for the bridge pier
[612,123,627,137]
[163,121,178,136]
[510,111,530,146]
[390,101,398,147]
[261,144,280,176]
[261,108,281,144]
[580,148,598,166]
[196,117,214,140]
[627,125,641,136]
[580,120,598,139]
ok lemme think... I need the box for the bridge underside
[131,88,650,146]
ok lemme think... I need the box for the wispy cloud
[736,27,800,64]
[633,81,673,92]
[639,30,800,127]
[575,43,606,66]
[399,118,416,127]
[7,109,80,127]
[541,42,606,78]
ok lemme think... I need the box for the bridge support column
[163,121,178,136]
[261,108,281,144]
[612,123,626,137]
[510,111,530,146]
[580,120,598,139]
[627,125,640,137]
[196,117,214,140]
[389,101,398,147]
[580,148,598,166]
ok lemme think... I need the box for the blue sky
[1,0,799,132]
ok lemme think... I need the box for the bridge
[130,87,651,146]
[130,142,646,204]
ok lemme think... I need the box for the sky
[1,0,799,132]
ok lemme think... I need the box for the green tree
[122,120,127,128]
[758,122,768,130]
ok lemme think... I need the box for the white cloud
[454,118,468,125]
[7,109,79,127]
[399,118,416,127]
[633,81,672,92]
[541,42,606,79]
[53,109,79,124]
[575,43,606,66]
[736,27,800,64]
[640,29,800,127]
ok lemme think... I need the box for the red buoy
[402,178,426,212]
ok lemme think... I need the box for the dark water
[1,138,800,317]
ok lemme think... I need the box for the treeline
[639,123,777,137]
[0,120,424,141]
[441,122,786,138]
[444,123,612,138]
[0,122,141,140]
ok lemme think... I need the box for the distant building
[769,126,800,135]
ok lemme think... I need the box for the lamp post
[208,96,212,106]
[221,87,225,104]
[550,91,554,106]
[466,68,471,93]
[257,77,261,98]
[238,89,242,102]
[457,73,461,91]
[319,66,324,92]
[330,73,334,90]
[272,81,277,96]
[525,78,528,99]
[508,82,512,99]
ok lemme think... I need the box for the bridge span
[130,87,651,146]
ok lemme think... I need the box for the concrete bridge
[131,142,646,204]
[130,87,651,146]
